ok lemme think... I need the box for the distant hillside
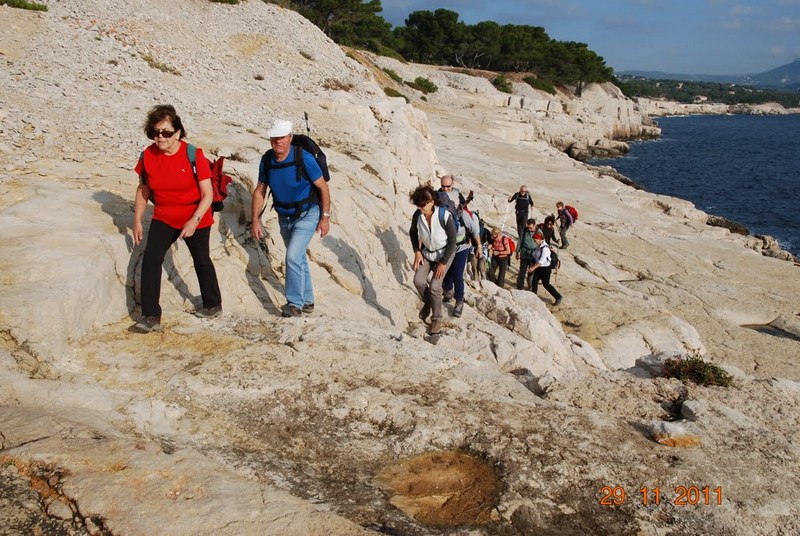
[619,58,800,91]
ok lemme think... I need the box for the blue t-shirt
[258,146,323,216]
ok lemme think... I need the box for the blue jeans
[278,205,319,308]
[443,248,470,302]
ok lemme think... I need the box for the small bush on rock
[492,75,513,94]
[405,77,437,94]
[662,356,733,387]
[209,0,239,4]
[382,68,402,83]
[524,76,556,95]
[1,0,47,10]
[384,87,409,103]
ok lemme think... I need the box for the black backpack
[260,134,330,217]
[549,250,560,270]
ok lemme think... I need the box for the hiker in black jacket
[508,186,534,240]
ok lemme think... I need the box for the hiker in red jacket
[133,104,222,333]
[488,228,512,288]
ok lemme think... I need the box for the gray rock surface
[2,1,800,534]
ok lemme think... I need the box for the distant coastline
[634,97,800,117]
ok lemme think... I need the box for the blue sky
[379,0,800,75]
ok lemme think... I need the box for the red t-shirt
[135,141,213,229]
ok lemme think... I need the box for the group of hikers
[133,105,330,332]
[410,179,574,336]
[132,104,576,338]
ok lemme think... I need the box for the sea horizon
[591,113,800,257]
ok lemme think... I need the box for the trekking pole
[501,201,509,233]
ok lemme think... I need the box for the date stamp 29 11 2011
[599,485,723,507]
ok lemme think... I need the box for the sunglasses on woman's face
[152,129,177,138]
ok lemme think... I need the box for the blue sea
[590,114,800,256]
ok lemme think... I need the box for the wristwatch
[322,212,331,218]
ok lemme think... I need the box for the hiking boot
[302,303,315,314]
[554,297,563,306]
[453,301,464,318]
[193,305,222,319]
[134,315,161,333]
[430,319,443,335]
[419,302,431,321]
[443,289,454,303]
[281,304,302,317]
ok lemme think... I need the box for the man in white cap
[251,119,331,317]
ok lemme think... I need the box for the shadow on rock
[321,234,394,323]
[217,182,283,316]
[94,190,203,316]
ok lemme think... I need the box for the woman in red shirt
[132,105,221,332]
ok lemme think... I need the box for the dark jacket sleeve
[409,210,421,252]
[440,214,457,265]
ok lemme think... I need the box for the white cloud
[719,18,743,29]
[770,46,786,57]
[770,16,800,32]
[730,5,753,15]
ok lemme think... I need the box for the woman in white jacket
[409,185,457,336]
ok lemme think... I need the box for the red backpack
[565,205,578,222]
[504,235,516,254]
[139,143,232,212]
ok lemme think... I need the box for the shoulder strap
[139,151,147,183]
[437,205,448,229]
[186,143,198,183]
[294,146,310,183]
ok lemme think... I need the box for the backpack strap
[186,143,198,182]
[437,205,448,229]
[260,147,319,218]
[138,151,147,184]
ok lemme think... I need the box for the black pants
[488,256,509,288]
[517,258,533,289]
[530,266,562,301]
[515,210,528,241]
[141,219,221,317]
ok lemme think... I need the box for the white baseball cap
[266,119,293,138]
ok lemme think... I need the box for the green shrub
[405,76,437,94]
[382,68,403,83]
[662,356,733,387]
[384,87,409,103]
[209,0,239,4]
[0,0,47,10]
[524,76,557,95]
[492,75,513,94]
[141,53,181,76]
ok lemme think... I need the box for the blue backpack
[434,190,467,243]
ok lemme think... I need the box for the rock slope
[2,1,800,535]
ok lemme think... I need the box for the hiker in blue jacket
[516,219,538,290]
[251,119,331,317]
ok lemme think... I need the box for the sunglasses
[441,185,453,190]
[152,128,177,138]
